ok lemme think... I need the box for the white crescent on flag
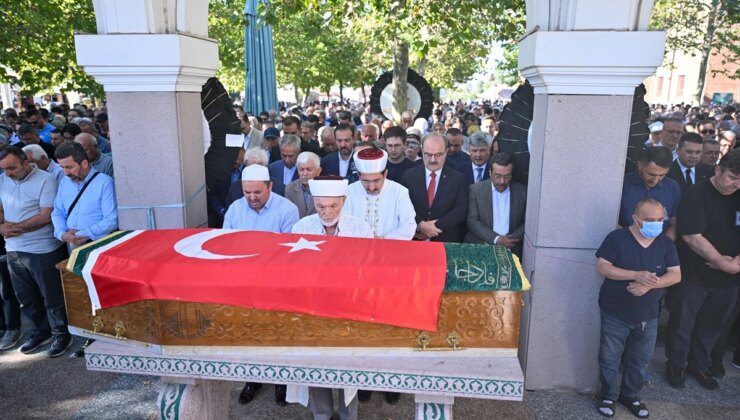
[173,230,259,260]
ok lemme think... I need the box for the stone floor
[0,337,738,419]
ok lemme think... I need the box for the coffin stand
[60,238,528,420]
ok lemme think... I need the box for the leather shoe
[358,390,372,403]
[275,384,288,406]
[384,391,401,405]
[238,382,262,404]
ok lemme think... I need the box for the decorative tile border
[86,352,524,400]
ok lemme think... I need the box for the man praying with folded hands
[593,197,681,419]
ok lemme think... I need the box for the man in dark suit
[284,151,321,218]
[460,131,491,185]
[667,133,714,193]
[465,152,527,257]
[320,123,359,184]
[401,132,468,243]
[268,134,300,187]
[444,128,471,172]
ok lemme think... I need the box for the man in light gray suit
[285,151,322,218]
[465,152,527,257]
[241,114,264,150]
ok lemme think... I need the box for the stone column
[75,0,218,229]
[517,1,666,391]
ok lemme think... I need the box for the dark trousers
[7,246,69,338]
[665,280,739,371]
[598,312,658,400]
[711,291,740,363]
[0,255,21,331]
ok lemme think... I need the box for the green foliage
[262,0,526,91]
[0,0,101,96]
[651,0,739,79]
[209,0,248,93]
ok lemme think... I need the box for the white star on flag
[280,237,326,253]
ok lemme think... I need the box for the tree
[651,0,739,103]
[262,0,525,119]
[209,0,248,93]
[0,0,101,96]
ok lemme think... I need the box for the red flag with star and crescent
[69,229,448,331]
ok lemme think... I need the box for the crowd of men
[0,99,738,420]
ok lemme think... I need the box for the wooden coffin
[60,267,523,350]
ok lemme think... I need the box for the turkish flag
[87,229,447,331]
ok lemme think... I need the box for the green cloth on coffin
[443,243,528,292]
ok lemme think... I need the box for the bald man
[74,133,113,178]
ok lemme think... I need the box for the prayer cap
[406,127,422,140]
[241,164,270,181]
[308,175,348,197]
[649,122,663,133]
[354,148,388,174]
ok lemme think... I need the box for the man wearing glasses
[24,109,54,144]
[382,126,414,183]
[465,152,527,257]
[697,120,717,142]
[658,118,685,162]
[401,132,467,243]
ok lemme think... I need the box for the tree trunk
[294,83,302,105]
[391,0,409,122]
[303,87,311,106]
[360,81,367,104]
[392,41,409,122]
[326,88,331,102]
[694,0,720,104]
[339,81,344,103]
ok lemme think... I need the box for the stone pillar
[517,1,666,391]
[75,0,218,229]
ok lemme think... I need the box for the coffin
[60,230,529,351]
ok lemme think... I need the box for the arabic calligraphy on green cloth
[443,243,527,292]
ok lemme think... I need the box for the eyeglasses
[423,152,446,159]
[406,141,420,148]
[492,174,513,181]
[700,129,715,135]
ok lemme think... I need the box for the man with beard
[225,164,298,407]
[344,147,416,240]
[320,123,359,183]
[289,175,371,419]
[383,126,415,183]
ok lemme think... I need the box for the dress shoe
[384,391,400,405]
[48,334,73,358]
[0,330,22,350]
[19,335,52,354]
[665,361,685,389]
[238,382,262,404]
[688,369,719,390]
[358,390,372,403]
[275,384,288,406]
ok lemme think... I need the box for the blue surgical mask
[638,220,663,239]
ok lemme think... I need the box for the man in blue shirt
[619,146,681,240]
[224,163,298,407]
[25,109,54,143]
[595,198,681,418]
[51,142,118,248]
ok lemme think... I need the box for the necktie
[476,167,483,182]
[427,172,437,207]
[685,168,693,185]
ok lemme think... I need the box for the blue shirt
[619,171,681,231]
[51,168,118,241]
[596,228,679,323]
[222,192,299,233]
[38,123,54,143]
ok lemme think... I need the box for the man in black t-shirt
[665,149,740,391]
[595,198,681,418]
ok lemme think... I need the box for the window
[677,75,685,98]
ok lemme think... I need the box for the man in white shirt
[465,152,527,257]
[344,148,416,240]
[289,177,371,419]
